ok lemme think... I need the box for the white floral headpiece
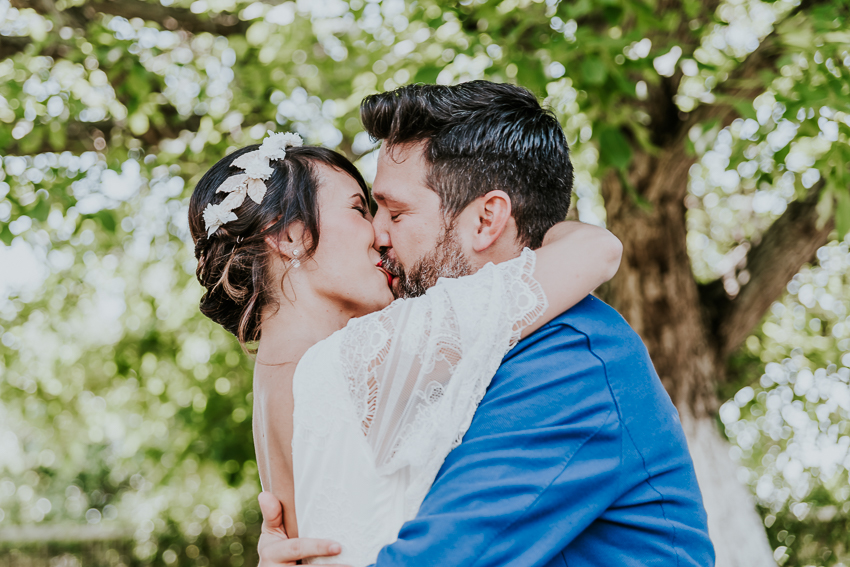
[202,131,304,238]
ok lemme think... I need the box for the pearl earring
[291,249,301,268]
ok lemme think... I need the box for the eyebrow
[371,189,402,205]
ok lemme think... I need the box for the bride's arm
[521,220,622,338]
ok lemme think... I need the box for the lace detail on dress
[337,249,547,509]
[341,312,394,436]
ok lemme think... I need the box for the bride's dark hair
[188,144,369,344]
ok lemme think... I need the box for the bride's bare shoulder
[252,339,314,399]
[253,360,296,412]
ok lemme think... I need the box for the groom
[259,81,714,566]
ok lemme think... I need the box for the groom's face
[372,143,472,298]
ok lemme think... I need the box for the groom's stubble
[381,218,474,299]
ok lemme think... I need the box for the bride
[188,133,622,565]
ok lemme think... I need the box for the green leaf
[0,224,12,245]
[48,124,67,151]
[563,0,594,18]
[30,198,50,222]
[602,5,623,23]
[581,57,607,85]
[599,126,632,170]
[731,100,757,120]
[414,65,441,83]
[515,59,547,95]
[836,190,850,240]
[774,144,791,165]
[94,210,117,233]
[18,127,44,154]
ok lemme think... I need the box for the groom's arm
[369,322,624,567]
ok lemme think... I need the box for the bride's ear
[265,221,310,261]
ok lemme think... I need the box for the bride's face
[303,164,394,316]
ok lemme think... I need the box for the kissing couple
[189,81,715,566]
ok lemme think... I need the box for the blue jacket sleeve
[370,322,624,567]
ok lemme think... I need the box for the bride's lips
[376,261,393,287]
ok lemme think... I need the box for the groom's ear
[469,190,512,253]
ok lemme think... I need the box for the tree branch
[15,0,248,37]
[623,4,795,205]
[711,181,834,356]
[629,4,820,207]
[679,32,785,138]
[0,34,73,60]
[2,112,201,156]
[89,0,248,36]
[0,35,32,59]
[1,0,249,59]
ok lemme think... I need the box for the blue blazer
[370,296,714,566]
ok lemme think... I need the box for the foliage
[722,240,850,566]
[0,0,849,565]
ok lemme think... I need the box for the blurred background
[0,0,849,565]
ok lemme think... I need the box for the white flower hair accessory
[203,131,303,237]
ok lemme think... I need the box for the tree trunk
[600,155,776,566]
[682,412,776,567]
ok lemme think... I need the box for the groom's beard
[381,221,473,299]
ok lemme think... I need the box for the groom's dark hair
[361,80,573,249]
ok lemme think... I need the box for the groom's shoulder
[506,295,684,453]
[532,295,647,357]
[503,295,661,399]
[550,295,633,334]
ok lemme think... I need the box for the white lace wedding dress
[291,249,547,565]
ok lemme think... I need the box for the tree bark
[600,147,720,415]
[600,139,834,564]
[601,156,775,563]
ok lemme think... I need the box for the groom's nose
[372,208,392,251]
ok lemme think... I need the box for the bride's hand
[257,492,350,567]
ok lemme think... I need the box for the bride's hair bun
[188,144,368,344]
